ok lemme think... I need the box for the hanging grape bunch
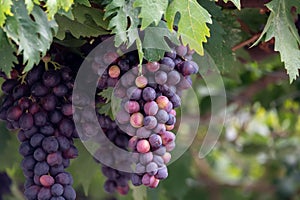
[0,63,78,200]
[92,44,199,193]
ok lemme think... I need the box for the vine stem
[232,33,261,51]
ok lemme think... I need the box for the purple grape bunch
[0,64,78,200]
[92,44,198,192]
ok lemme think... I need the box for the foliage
[2,0,300,200]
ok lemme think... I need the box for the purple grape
[142,87,156,101]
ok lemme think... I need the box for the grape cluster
[92,44,198,191]
[0,64,78,200]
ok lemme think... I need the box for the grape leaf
[223,0,241,10]
[165,0,212,55]
[0,30,17,75]
[133,0,168,30]
[45,0,74,19]
[104,0,140,47]
[75,0,91,7]
[67,141,101,196]
[72,4,108,29]
[55,6,109,40]
[98,87,115,120]
[0,0,13,27]
[253,0,300,83]
[143,21,179,61]
[3,1,58,72]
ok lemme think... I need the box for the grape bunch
[0,64,78,200]
[92,44,198,191]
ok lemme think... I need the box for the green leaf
[98,87,114,103]
[0,0,13,27]
[4,1,58,72]
[253,0,300,83]
[55,13,108,40]
[24,0,35,13]
[75,0,91,7]
[133,0,168,30]
[223,0,241,10]
[104,0,140,47]
[45,0,74,19]
[72,4,108,29]
[143,22,179,61]
[165,0,212,55]
[0,30,17,75]
[132,186,147,200]
[67,141,101,196]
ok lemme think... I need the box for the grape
[108,65,121,78]
[103,52,119,65]
[121,72,135,88]
[156,96,169,109]
[40,124,55,136]
[142,87,156,101]
[47,152,63,166]
[167,71,181,85]
[38,187,52,200]
[154,71,167,85]
[6,106,22,121]
[143,116,157,130]
[21,156,36,170]
[131,174,142,186]
[30,133,45,148]
[127,86,142,100]
[51,183,64,196]
[137,139,150,153]
[144,101,159,116]
[12,85,29,100]
[182,61,195,76]
[34,148,47,161]
[165,141,176,151]
[139,152,153,165]
[136,127,152,138]
[116,109,130,124]
[146,162,158,175]
[40,175,55,187]
[61,104,73,116]
[59,119,74,137]
[31,82,49,97]
[135,163,146,174]
[160,57,175,71]
[63,185,76,200]
[166,114,176,125]
[53,84,68,97]
[149,134,162,150]
[34,111,47,126]
[135,76,148,88]
[153,155,164,167]
[1,79,18,94]
[55,173,73,185]
[153,146,166,156]
[162,152,172,164]
[170,94,181,108]
[19,113,34,130]
[50,110,63,124]
[24,185,40,200]
[146,61,160,72]
[175,45,187,57]
[104,180,116,193]
[43,70,61,87]
[155,110,169,124]
[41,94,57,111]
[42,137,59,153]
[34,161,50,176]
[124,101,140,113]
[165,49,176,59]
[130,112,144,128]
[19,141,34,157]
